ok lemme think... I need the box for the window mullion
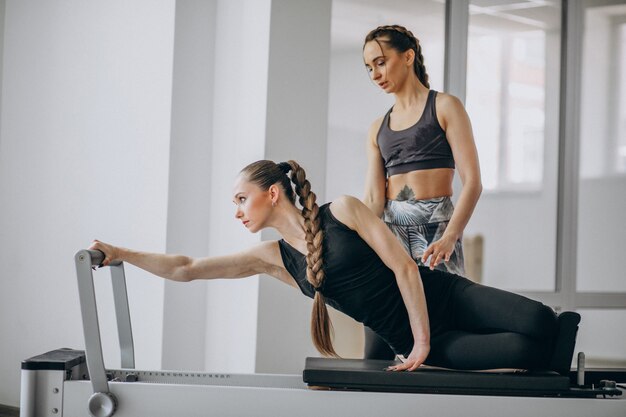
[556,0,584,311]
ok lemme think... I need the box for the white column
[256,0,333,374]
[162,0,218,371]
[203,0,272,373]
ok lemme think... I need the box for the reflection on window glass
[467,2,557,191]
[577,4,626,293]
[467,35,500,190]
[507,33,545,185]
[580,6,626,179]
[464,0,560,293]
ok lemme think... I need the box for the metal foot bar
[74,249,135,417]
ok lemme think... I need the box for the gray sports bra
[376,90,455,176]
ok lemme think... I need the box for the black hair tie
[277,162,291,174]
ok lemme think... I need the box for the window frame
[446,0,626,312]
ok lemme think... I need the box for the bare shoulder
[329,195,371,230]
[369,115,385,132]
[250,240,298,288]
[435,91,464,112]
[435,92,468,130]
[251,240,283,267]
[367,116,385,144]
[330,194,362,210]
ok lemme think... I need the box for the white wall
[0,0,176,406]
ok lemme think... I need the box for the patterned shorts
[383,196,465,276]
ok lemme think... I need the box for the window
[577,3,626,294]
[574,0,626,368]
[579,5,626,179]
[464,0,561,292]
[466,1,560,191]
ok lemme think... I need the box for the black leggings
[364,278,558,370]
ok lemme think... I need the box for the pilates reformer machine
[20,250,626,417]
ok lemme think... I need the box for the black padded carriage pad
[303,357,573,397]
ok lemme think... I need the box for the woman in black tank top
[362,25,483,360]
[90,160,574,374]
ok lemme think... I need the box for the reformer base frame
[19,249,626,417]
[20,349,626,417]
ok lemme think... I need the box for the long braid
[286,160,337,357]
[364,24,430,88]
[239,159,337,357]
[413,40,430,89]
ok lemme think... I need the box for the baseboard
[0,404,19,417]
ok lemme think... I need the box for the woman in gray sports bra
[362,25,482,360]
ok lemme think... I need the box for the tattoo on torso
[395,185,415,201]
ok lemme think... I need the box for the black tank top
[377,90,455,176]
[278,203,455,356]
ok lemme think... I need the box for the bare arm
[424,94,482,267]
[363,117,387,217]
[330,196,430,371]
[89,239,298,287]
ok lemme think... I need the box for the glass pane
[327,0,445,200]
[575,309,626,368]
[465,0,561,291]
[577,3,626,292]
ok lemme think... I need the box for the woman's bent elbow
[469,177,482,196]
[171,259,194,282]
